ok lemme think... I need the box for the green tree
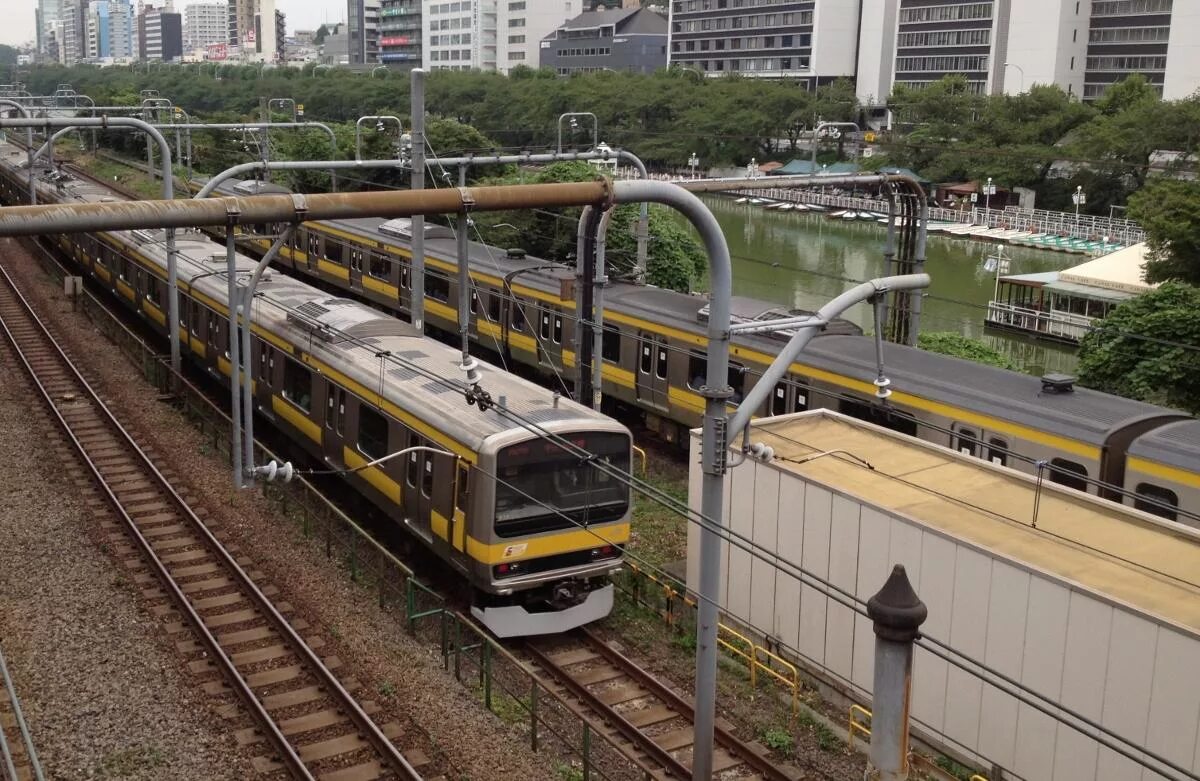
[0,44,18,65]
[1077,283,1200,413]
[1126,178,1200,284]
[916,332,1014,370]
[473,161,705,292]
[314,24,330,45]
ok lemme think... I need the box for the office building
[422,0,497,71]
[380,0,422,67]
[227,0,278,60]
[541,7,667,75]
[496,0,580,73]
[87,0,136,60]
[37,0,66,60]
[855,0,1200,106]
[667,0,859,85]
[59,0,88,63]
[138,4,183,61]
[184,2,226,50]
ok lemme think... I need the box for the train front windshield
[494,432,631,537]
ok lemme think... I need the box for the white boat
[841,210,860,221]
[735,197,749,204]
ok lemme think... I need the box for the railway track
[0,644,42,781]
[0,262,428,781]
[525,628,799,781]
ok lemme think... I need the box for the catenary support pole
[591,208,613,411]
[0,99,36,205]
[410,68,427,332]
[240,227,294,484]
[866,565,927,781]
[0,116,183,384]
[576,207,600,404]
[908,199,929,346]
[226,228,244,489]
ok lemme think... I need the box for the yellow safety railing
[631,444,647,477]
[849,704,872,748]
[752,643,800,716]
[717,623,756,680]
[970,776,989,781]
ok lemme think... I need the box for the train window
[728,364,744,404]
[350,249,363,272]
[794,383,809,412]
[358,406,389,461]
[553,315,563,345]
[772,383,787,416]
[688,352,705,390]
[487,294,501,322]
[655,344,669,380]
[840,398,918,436]
[368,254,390,280]
[117,256,128,281]
[407,440,420,488]
[259,350,267,384]
[470,292,479,315]
[640,342,653,375]
[282,360,312,412]
[955,428,979,458]
[540,311,551,340]
[190,303,201,335]
[400,266,410,290]
[986,437,1008,466]
[1047,458,1089,492]
[455,463,470,513]
[1134,483,1178,521]
[422,457,434,499]
[425,274,450,303]
[325,240,345,264]
[308,234,320,257]
[512,302,526,332]
[602,327,621,363]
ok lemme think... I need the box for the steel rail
[0,265,421,781]
[0,644,45,781]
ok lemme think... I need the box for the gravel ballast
[5,239,561,779]
[0,245,252,780]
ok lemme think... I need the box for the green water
[696,195,1081,376]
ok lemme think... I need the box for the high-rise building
[184,2,226,51]
[380,0,422,67]
[667,0,859,85]
[349,0,382,64]
[138,3,183,61]
[227,0,278,61]
[854,0,1199,107]
[59,0,88,64]
[496,0,580,73]
[86,0,136,59]
[422,0,497,70]
[37,0,66,60]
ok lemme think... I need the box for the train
[0,139,634,638]
[195,178,1200,526]
[4,142,1198,528]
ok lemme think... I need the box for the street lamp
[983,176,996,225]
[688,152,699,179]
[1004,62,1025,93]
[1073,185,1087,237]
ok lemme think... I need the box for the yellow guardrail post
[631,444,647,477]
[717,623,757,686]
[969,776,989,781]
[848,704,872,749]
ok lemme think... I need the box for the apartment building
[348,0,382,64]
[667,0,859,86]
[421,0,497,71]
[227,0,278,60]
[184,2,226,51]
[495,0,580,72]
[380,0,422,67]
[1084,0,1200,100]
[86,0,136,60]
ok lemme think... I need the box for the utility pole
[866,565,927,781]
[410,68,426,332]
[576,207,601,404]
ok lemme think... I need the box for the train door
[468,290,481,340]
[398,260,411,314]
[306,232,321,273]
[288,228,305,269]
[538,306,564,370]
[323,380,347,463]
[636,334,669,409]
[348,245,364,293]
[403,437,434,544]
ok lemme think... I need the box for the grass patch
[69,153,165,200]
[627,446,688,568]
[760,725,795,758]
[798,710,844,753]
[378,681,397,698]
[935,755,980,780]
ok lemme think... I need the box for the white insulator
[874,376,893,400]
[460,355,482,386]
[254,459,295,483]
[747,442,775,462]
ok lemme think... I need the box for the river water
[695,195,1080,376]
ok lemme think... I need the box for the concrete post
[866,565,928,781]
[225,229,244,489]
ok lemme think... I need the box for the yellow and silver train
[0,141,632,638]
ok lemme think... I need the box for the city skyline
[1,0,345,48]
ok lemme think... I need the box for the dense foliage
[472,162,706,291]
[1127,179,1200,285]
[916,332,1014,370]
[1077,283,1200,413]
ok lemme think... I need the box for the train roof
[1129,419,1200,472]
[12,155,622,452]
[801,335,1180,447]
[743,410,1200,636]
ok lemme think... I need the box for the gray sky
[0,1,345,48]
